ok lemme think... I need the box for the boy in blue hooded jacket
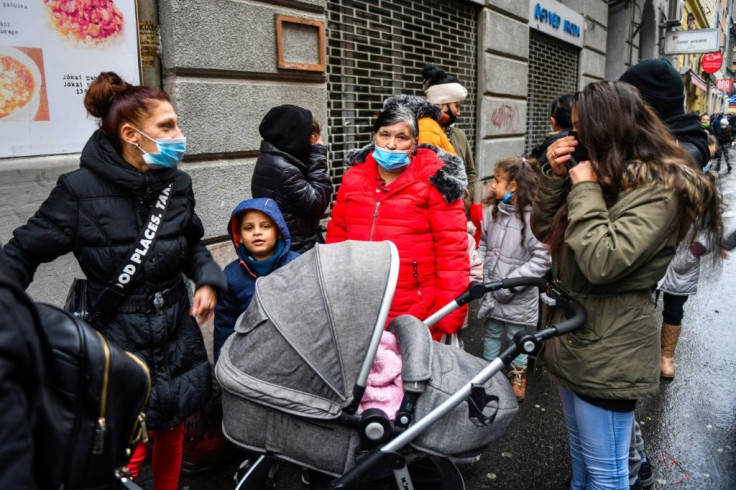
[213,198,300,360]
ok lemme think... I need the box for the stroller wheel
[408,456,464,490]
[233,455,278,490]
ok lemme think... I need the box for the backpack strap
[91,182,174,322]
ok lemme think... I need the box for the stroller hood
[216,241,398,419]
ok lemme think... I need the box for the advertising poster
[1,1,140,158]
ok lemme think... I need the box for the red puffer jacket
[327,144,469,338]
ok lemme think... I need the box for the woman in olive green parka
[533,81,722,490]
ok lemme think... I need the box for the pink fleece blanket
[358,331,403,420]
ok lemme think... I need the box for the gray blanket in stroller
[216,241,518,476]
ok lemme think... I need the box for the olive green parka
[532,164,680,400]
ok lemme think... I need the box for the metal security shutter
[525,30,579,154]
[326,0,479,188]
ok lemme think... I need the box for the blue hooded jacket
[213,198,300,360]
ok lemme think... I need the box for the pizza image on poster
[43,0,124,45]
[0,46,50,121]
[0,0,139,157]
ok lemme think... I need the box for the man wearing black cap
[619,58,709,169]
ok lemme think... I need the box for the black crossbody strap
[91,182,174,321]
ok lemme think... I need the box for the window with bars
[525,30,580,155]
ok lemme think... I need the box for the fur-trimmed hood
[383,94,442,121]
[344,143,467,203]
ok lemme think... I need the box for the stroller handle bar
[424,277,586,336]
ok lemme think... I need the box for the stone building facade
[2,0,640,312]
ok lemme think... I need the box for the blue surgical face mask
[373,144,411,171]
[501,191,515,204]
[135,128,187,169]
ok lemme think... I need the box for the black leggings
[716,144,730,166]
[660,292,688,325]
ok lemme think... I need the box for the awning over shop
[688,70,708,92]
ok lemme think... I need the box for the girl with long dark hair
[533,81,722,488]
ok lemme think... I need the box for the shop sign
[0,1,141,158]
[702,52,723,74]
[716,78,733,92]
[529,0,584,48]
[663,29,720,55]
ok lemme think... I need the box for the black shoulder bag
[65,182,174,322]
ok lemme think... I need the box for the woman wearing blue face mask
[0,72,227,489]
[326,102,470,341]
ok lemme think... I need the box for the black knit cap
[619,58,685,121]
[258,104,313,159]
[422,64,461,90]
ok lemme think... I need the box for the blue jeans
[558,386,633,490]
[482,318,527,366]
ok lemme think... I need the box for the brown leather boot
[660,323,682,379]
[508,365,527,401]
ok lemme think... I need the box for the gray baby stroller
[216,241,585,489]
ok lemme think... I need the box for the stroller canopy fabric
[217,241,396,418]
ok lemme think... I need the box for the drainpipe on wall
[724,0,733,112]
[136,0,162,88]
[628,1,642,68]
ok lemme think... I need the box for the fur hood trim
[344,143,467,203]
[383,94,442,121]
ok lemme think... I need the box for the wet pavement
[143,169,736,489]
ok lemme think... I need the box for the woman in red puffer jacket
[326,102,469,341]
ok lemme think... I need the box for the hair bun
[83,71,130,118]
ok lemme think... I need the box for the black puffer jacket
[665,112,710,168]
[1,131,227,430]
[251,141,332,253]
[0,251,44,489]
[530,129,572,167]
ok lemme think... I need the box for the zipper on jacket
[93,330,111,455]
[125,352,152,444]
[413,260,422,298]
[144,174,153,207]
[368,202,381,241]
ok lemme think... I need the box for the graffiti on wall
[490,103,520,133]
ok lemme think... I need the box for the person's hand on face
[568,160,597,184]
[546,135,578,177]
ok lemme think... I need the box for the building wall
[475,1,530,180]
[562,0,608,88]
[605,0,680,80]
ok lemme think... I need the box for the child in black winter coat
[251,105,333,254]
